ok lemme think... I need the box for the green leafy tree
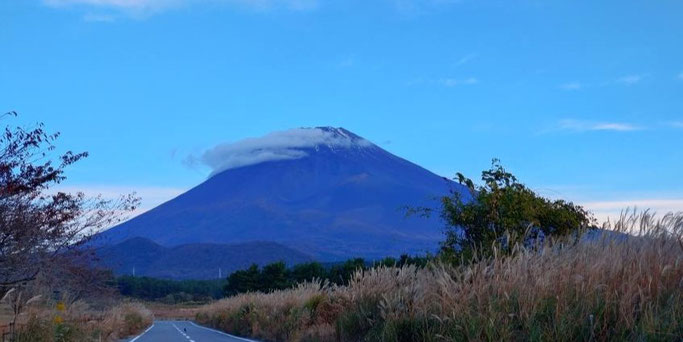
[440,159,593,260]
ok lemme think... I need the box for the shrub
[439,159,593,260]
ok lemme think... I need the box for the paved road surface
[125,320,256,342]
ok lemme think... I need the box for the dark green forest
[116,276,226,303]
[117,255,429,302]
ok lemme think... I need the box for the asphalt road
[125,321,256,342]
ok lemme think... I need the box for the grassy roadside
[195,212,683,341]
[143,302,202,321]
[1,301,153,342]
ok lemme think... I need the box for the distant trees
[0,112,138,296]
[438,159,593,260]
[290,261,326,282]
[223,256,429,296]
[116,276,224,303]
[225,264,262,294]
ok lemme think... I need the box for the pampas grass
[196,210,683,341]
[13,301,153,341]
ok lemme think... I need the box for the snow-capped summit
[200,127,372,176]
[314,126,367,143]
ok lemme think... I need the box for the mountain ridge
[97,237,313,279]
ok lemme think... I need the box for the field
[195,211,683,341]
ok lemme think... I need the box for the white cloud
[52,184,186,219]
[45,0,464,15]
[197,127,371,176]
[44,0,319,13]
[558,119,642,132]
[670,121,683,128]
[678,72,683,80]
[439,77,479,87]
[559,82,582,91]
[45,0,179,11]
[581,198,683,223]
[616,74,647,86]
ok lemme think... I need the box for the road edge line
[189,321,258,342]
[129,323,155,342]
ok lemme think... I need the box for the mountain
[97,237,313,279]
[96,127,469,262]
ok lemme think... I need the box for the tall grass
[196,211,683,341]
[13,301,153,342]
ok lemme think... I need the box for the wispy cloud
[439,77,479,87]
[616,74,648,86]
[557,119,642,132]
[45,0,180,12]
[52,184,186,219]
[45,0,466,16]
[83,12,117,21]
[454,53,477,67]
[44,0,319,14]
[392,0,463,14]
[191,127,371,176]
[678,72,683,80]
[559,82,582,91]
[581,198,683,222]
[668,121,683,128]
[336,55,356,68]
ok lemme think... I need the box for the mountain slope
[97,127,469,261]
[97,237,313,279]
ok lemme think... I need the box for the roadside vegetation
[195,162,683,341]
[115,256,429,304]
[11,301,153,342]
[196,210,682,341]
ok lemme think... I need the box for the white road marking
[172,323,194,341]
[189,321,259,342]
[129,323,155,342]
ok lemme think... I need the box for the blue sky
[1,0,682,221]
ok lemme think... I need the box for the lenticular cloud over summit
[201,127,371,176]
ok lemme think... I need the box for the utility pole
[219,267,222,279]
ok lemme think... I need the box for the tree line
[224,255,429,296]
[116,276,225,303]
[116,255,430,302]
